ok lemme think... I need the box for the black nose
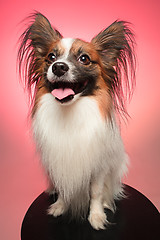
[52,62,69,77]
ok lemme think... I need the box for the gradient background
[0,0,160,239]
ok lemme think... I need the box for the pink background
[0,0,160,239]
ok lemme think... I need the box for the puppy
[18,12,136,230]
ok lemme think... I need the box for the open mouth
[50,80,88,103]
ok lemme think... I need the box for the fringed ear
[91,21,136,117]
[18,12,62,95]
[19,12,62,56]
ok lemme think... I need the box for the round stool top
[21,185,160,240]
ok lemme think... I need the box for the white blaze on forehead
[61,38,75,58]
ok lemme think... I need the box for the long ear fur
[17,12,62,97]
[91,21,136,117]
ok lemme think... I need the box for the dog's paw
[48,201,65,217]
[88,211,107,230]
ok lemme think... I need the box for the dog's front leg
[88,173,107,230]
[48,194,66,217]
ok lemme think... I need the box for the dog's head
[18,12,136,117]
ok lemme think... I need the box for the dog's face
[18,13,135,115]
[45,38,102,105]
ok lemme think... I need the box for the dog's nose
[52,62,69,77]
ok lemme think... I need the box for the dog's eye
[47,53,56,62]
[78,54,91,65]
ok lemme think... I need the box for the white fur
[32,93,128,229]
[61,38,74,58]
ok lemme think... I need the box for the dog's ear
[18,12,63,89]
[91,21,136,117]
[19,12,62,57]
[29,13,62,55]
[91,21,134,67]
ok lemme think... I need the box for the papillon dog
[18,12,136,230]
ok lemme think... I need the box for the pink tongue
[51,88,75,100]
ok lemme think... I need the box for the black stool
[21,185,160,240]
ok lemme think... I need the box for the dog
[18,12,136,230]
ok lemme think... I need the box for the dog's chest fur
[32,93,122,207]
